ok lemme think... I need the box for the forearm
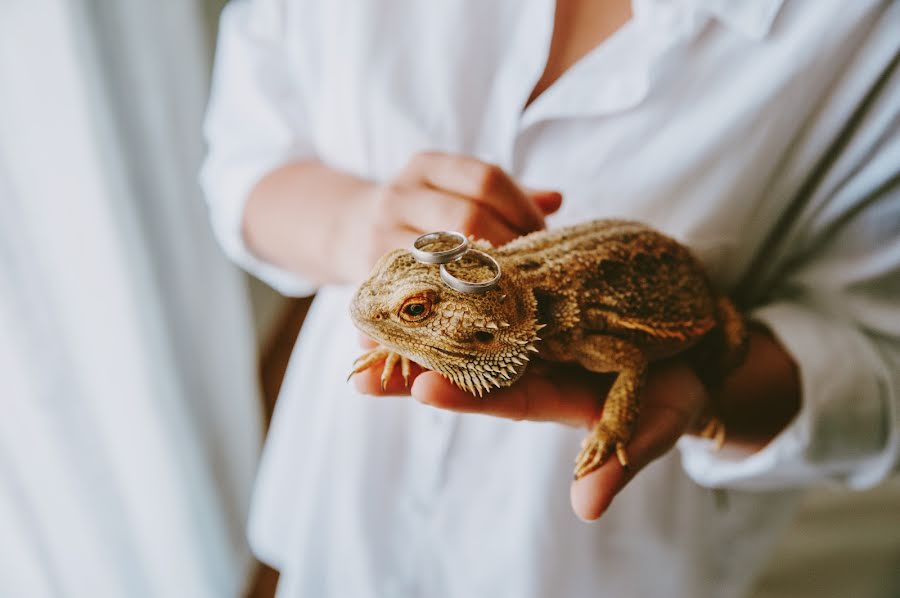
[243,160,374,286]
[715,326,801,451]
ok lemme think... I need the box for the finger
[468,214,519,246]
[389,228,423,253]
[570,372,704,521]
[391,189,519,246]
[411,368,608,429]
[363,226,421,274]
[570,453,625,522]
[569,403,686,520]
[524,189,563,215]
[401,152,545,233]
[358,334,378,349]
[352,358,424,396]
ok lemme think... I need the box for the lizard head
[350,246,541,396]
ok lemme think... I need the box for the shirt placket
[394,406,458,598]
[408,407,459,510]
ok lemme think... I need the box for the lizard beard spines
[436,314,541,397]
[441,346,532,397]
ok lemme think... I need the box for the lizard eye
[399,295,433,322]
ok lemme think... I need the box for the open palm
[353,343,712,521]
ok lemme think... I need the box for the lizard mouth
[432,345,472,359]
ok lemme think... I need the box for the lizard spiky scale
[349,219,748,479]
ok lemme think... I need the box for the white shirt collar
[519,0,786,133]
[633,0,786,40]
[689,0,786,39]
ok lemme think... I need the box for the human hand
[349,151,562,281]
[354,350,711,522]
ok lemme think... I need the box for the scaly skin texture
[349,219,748,479]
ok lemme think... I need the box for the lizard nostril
[474,331,494,343]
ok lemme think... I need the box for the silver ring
[439,249,501,294]
[410,231,469,264]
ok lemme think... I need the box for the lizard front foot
[573,422,631,480]
[348,346,412,389]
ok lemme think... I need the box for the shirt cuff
[679,300,896,490]
[200,156,318,298]
[198,0,318,297]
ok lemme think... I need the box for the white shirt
[201,1,900,596]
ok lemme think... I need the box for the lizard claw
[400,355,411,387]
[699,416,726,451]
[348,347,391,381]
[381,352,399,390]
[573,422,631,480]
[348,347,412,391]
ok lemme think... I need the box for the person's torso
[252,1,888,596]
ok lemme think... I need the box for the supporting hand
[351,151,562,281]
[353,329,800,522]
[353,347,710,521]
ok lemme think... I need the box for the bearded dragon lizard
[349,220,747,479]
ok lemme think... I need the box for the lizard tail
[687,295,748,392]
[689,297,748,449]
[715,295,749,374]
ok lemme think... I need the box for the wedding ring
[439,249,502,294]
[410,231,469,264]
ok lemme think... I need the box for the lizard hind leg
[683,297,746,452]
[698,415,726,450]
[572,336,648,480]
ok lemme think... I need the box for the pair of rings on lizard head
[410,231,502,294]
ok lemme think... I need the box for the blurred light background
[0,1,897,597]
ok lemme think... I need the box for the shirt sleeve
[199,0,318,297]
[679,37,900,490]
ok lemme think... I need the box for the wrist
[692,326,801,451]
[332,181,381,285]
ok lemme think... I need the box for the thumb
[524,188,563,216]
[570,365,707,521]
[569,406,682,522]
